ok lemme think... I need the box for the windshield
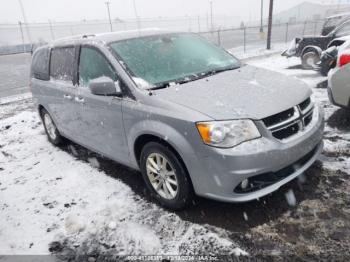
[109,33,240,88]
[324,16,343,28]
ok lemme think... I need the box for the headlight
[196,120,261,148]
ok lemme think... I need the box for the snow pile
[0,109,247,257]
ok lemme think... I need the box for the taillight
[339,54,350,67]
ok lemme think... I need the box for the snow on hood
[153,65,311,120]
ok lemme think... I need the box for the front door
[75,46,129,164]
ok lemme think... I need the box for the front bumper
[189,106,324,203]
[281,49,297,57]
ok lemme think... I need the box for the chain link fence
[198,19,326,53]
[0,17,326,55]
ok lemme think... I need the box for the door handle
[63,94,73,100]
[75,96,85,103]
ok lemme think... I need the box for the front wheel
[301,51,320,69]
[140,142,193,210]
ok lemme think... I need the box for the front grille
[234,144,319,194]
[262,97,314,140]
[299,97,311,111]
[262,108,295,128]
[273,122,299,140]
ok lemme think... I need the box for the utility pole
[210,1,213,31]
[260,0,264,32]
[48,19,55,40]
[105,1,113,32]
[133,0,141,33]
[18,0,32,43]
[266,0,274,50]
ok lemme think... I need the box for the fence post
[285,22,289,43]
[49,20,55,40]
[217,29,221,46]
[302,21,307,35]
[18,21,25,45]
[243,27,246,53]
[313,21,318,36]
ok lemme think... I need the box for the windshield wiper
[149,65,240,90]
[199,65,240,78]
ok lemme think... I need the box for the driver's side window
[335,22,350,37]
[79,47,117,87]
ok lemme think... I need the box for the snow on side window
[50,47,75,82]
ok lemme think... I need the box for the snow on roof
[51,28,177,47]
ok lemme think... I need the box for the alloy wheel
[146,153,178,200]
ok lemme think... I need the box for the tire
[140,142,193,210]
[40,108,63,146]
[301,51,320,69]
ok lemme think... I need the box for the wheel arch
[134,134,188,172]
[301,45,322,57]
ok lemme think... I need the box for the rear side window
[50,47,75,82]
[31,47,50,80]
[78,47,117,87]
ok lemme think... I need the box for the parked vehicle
[282,19,350,69]
[30,30,324,210]
[317,37,350,76]
[328,48,350,109]
[322,12,350,36]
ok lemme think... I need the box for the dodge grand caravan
[30,29,324,210]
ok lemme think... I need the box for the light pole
[18,21,25,52]
[133,0,141,33]
[260,0,264,33]
[210,1,214,31]
[18,0,32,43]
[105,1,113,32]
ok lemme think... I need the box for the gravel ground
[1,54,350,261]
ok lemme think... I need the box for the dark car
[322,13,350,36]
[317,36,350,76]
[282,19,350,69]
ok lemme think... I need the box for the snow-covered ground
[1,53,350,260]
[0,108,246,258]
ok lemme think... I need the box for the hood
[153,65,311,120]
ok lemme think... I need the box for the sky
[0,0,343,24]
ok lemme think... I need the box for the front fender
[127,119,199,170]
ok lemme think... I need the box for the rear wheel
[301,51,320,69]
[41,108,63,145]
[140,142,193,210]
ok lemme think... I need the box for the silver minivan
[30,29,324,209]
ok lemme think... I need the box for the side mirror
[88,76,122,96]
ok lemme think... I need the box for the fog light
[241,179,249,189]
